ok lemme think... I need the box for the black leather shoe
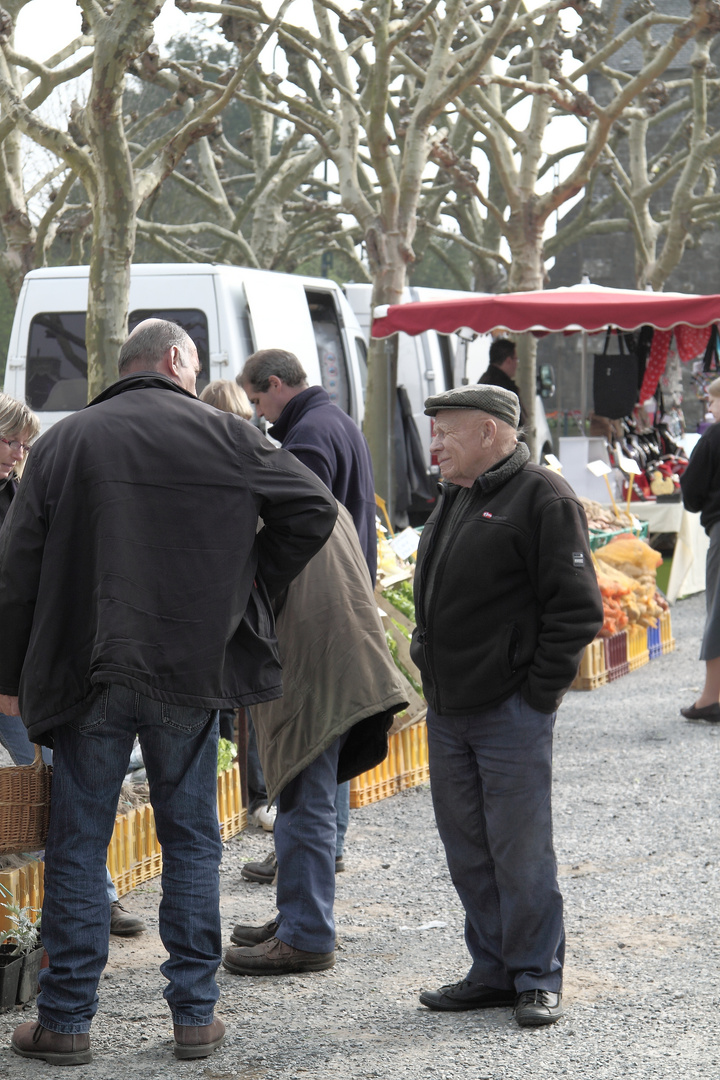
[230,918,279,947]
[680,702,720,723]
[241,851,277,884]
[11,1022,92,1065]
[173,1018,225,1060]
[514,989,563,1027]
[419,978,515,1011]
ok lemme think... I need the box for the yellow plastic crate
[350,719,429,808]
[626,623,650,672]
[571,638,608,690]
[2,763,246,913]
[660,609,675,655]
[0,859,44,935]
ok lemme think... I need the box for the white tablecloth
[664,509,708,603]
[631,504,707,603]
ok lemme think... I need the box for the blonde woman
[680,376,720,721]
[199,378,275,830]
[200,380,252,419]
[0,392,39,521]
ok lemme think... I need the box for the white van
[4,263,369,433]
[343,283,555,479]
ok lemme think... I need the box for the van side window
[305,289,351,413]
[354,337,368,400]
[26,308,211,410]
[129,309,210,393]
[26,313,88,410]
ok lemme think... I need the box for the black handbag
[593,329,639,420]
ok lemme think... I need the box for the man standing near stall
[0,319,337,1065]
[412,384,602,1028]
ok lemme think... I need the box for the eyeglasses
[0,437,32,455]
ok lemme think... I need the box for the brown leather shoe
[11,1021,92,1065]
[173,1018,226,1060]
[223,936,335,975]
[110,901,146,936]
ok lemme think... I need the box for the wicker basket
[0,745,52,855]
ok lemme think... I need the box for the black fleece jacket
[680,422,720,534]
[411,444,603,716]
[0,374,337,741]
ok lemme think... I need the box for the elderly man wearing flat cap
[412,384,602,1028]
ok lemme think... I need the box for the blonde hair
[0,393,40,478]
[707,377,720,400]
[200,380,252,419]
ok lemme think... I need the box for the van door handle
[210,352,228,367]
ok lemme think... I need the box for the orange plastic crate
[350,719,429,808]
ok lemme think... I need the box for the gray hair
[118,319,194,375]
[239,349,307,393]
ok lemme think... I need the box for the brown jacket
[252,505,407,803]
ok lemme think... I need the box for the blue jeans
[37,685,222,1034]
[274,731,349,953]
[0,714,117,903]
[426,693,564,994]
[334,781,350,858]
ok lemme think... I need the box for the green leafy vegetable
[217,738,238,776]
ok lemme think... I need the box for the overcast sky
[14,0,198,58]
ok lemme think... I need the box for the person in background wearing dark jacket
[412,384,603,1029]
[679,376,720,722]
[0,394,146,938]
[238,349,377,886]
[479,338,528,429]
[0,321,337,1066]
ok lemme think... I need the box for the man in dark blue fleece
[239,349,376,585]
[234,348,377,973]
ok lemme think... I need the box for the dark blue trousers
[426,693,564,993]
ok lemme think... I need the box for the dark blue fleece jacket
[269,386,377,584]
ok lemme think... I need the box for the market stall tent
[371,283,720,338]
[373,282,716,605]
[372,282,720,419]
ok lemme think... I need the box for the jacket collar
[436,441,529,504]
[475,441,530,494]
[269,386,330,442]
[87,372,198,409]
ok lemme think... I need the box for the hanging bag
[593,329,639,420]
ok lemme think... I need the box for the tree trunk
[84,5,155,400]
[362,246,407,522]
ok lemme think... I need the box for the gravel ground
[1,591,719,1078]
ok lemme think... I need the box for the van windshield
[26,309,210,410]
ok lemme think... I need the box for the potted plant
[0,884,43,1007]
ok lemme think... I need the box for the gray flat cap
[424,384,520,429]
